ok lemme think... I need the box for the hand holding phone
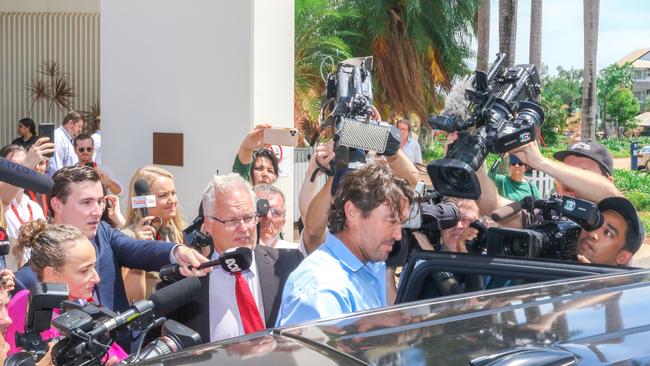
[262,128,299,147]
[39,123,55,158]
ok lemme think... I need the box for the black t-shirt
[11,135,39,149]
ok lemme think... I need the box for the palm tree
[476,0,491,72]
[581,0,599,141]
[529,0,542,71]
[499,0,518,67]
[294,0,358,145]
[340,0,479,145]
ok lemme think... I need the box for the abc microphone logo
[225,258,241,272]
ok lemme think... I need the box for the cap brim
[553,150,612,176]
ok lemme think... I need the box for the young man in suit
[171,173,303,343]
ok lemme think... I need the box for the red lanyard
[11,202,33,225]
[27,190,48,216]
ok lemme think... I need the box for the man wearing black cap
[576,196,644,266]
[552,140,615,197]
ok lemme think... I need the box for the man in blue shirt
[276,163,414,326]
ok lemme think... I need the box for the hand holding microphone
[161,247,253,283]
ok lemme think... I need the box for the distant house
[618,48,650,102]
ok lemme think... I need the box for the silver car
[639,145,650,171]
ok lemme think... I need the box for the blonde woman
[122,165,186,302]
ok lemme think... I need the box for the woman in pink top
[6,220,127,363]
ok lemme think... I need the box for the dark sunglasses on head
[77,147,93,153]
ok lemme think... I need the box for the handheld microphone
[159,247,253,283]
[87,277,201,338]
[132,179,154,217]
[0,156,53,194]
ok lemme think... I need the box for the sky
[469,0,650,75]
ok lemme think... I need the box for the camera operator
[475,139,622,229]
[439,199,481,253]
[5,220,127,362]
[575,196,644,266]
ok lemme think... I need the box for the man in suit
[15,165,209,312]
[171,173,302,343]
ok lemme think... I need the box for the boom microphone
[159,246,253,283]
[491,201,523,222]
[0,157,53,194]
[88,277,201,338]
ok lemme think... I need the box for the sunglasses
[77,147,94,153]
[510,162,526,167]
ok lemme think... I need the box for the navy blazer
[15,221,175,313]
[167,245,304,343]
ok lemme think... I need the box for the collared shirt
[209,249,265,342]
[48,126,78,176]
[3,195,46,270]
[275,232,387,327]
[401,137,422,164]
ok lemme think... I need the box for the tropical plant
[580,0,599,141]
[597,62,638,135]
[541,66,583,113]
[27,60,75,115]
[294,0,359,145]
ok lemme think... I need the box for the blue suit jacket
[15,221,175,312]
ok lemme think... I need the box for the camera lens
[511,238,529,257]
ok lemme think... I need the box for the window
[636,70,644,80]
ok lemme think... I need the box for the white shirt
[209,250,265,342]
[48,126,78,176]
[261,237,300,251]
[91,131,102,165]
[3,195,46,270]
[401,137,423,164]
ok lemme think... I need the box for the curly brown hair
[17,220,86,280]
[328,163,415,234]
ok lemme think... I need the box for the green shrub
[638,212,650,237]
[613,169,650,194]
[625,190,650,211]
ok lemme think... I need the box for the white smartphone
[263,128,299,147]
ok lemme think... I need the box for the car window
[640,147,650,154]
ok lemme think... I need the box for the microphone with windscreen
[491,201,523,223]
[0,157,53,194]
[159,246,253,283]
[336,120,402,156]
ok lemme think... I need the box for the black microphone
[133,179,151,217]
[0,157,53,194]
[491,201,523,222]
[88,277,200,338]
[159,247,253,283]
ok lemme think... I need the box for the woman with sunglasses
[121,165,186,302]
[488,154,542,202]
[5,220,127,362]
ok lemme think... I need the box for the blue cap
[509,154,523,165]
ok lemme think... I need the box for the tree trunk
[499,0,518,67]
[529,0,542,72]
[581,0,599,142]
[477,0,490,72]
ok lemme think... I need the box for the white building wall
[101,0,295,239]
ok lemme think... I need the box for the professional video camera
[427,53,544,199]
[386,186,461,267]
[8,278,202,366]
[486,195,603,260]
[319,56,402,192]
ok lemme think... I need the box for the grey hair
[253,183,286,203]
[202,173,255,216]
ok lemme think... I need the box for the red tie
[234,272,265,334]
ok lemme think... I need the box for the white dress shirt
[48,126,78,176]
[401,137,423,164]
[209,249,265,342]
